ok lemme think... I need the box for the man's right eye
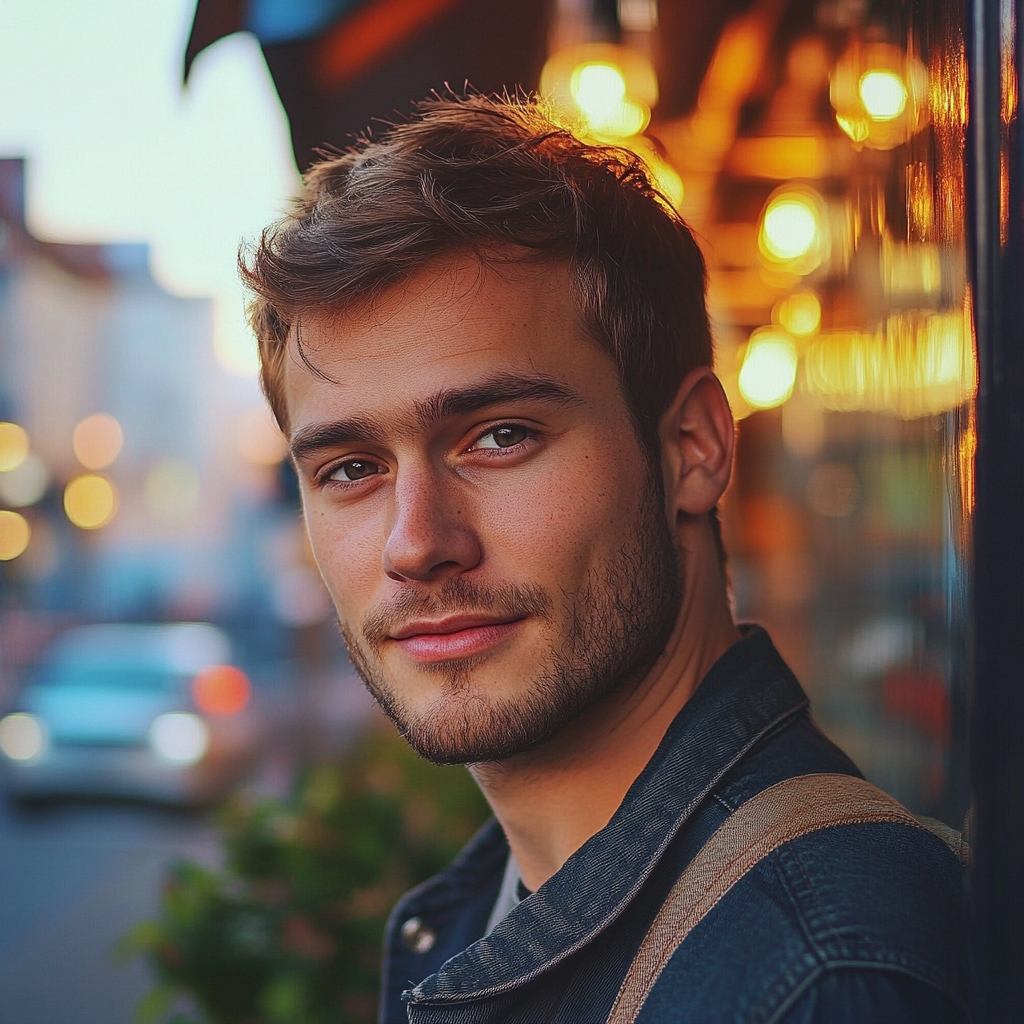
[329,459,382,482]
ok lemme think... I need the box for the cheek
[303,500,385,617]
[476,436,645,580]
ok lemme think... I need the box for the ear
[659,367,735,520]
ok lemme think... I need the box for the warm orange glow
[192,665,251,716]
[64,474,117,530]
[0,511,30,560]
[884,242,943,299]
[758,186,827,276]
[569,63,650,137]
[0,422,29,473]
[617,135,684,208]
[727,136,827,180]
[830,43,929,151]
[906,161,935,240]
[775,291,821,336]
[738,328,799,409]
[541,43,658,141]
[707,270,781,318]
[73,413,123,470]
[859,70,908,120]
[958,411,977,519]
[802,307,976,418]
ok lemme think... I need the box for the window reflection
[543,0,977,820]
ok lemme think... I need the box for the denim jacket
[380,627,967,1024]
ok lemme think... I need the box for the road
[0,663,377,1024]
[0,797,218,1024]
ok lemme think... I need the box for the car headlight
[149,712,209,765]
[0,713,48,762]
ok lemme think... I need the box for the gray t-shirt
[485,852,531,934]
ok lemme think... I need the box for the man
[242,95,966,1023]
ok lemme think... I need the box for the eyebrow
[289,372,582,463]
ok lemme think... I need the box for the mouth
[390,615,526,663]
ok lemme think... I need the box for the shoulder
[638,805,967,1023]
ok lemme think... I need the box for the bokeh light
[569,62,649,137]
[776,291,822,336]
[149,712,209,765]
[802,307,976,417]
[830,43,929,150]
[192,665,251,716]
[64,474,117,530]
[144,459,200,524]
[859,70,908,120]
[761,197,819,261]
[72,413,123,470]
[541,43,658,142]
[0,510,31,560]
[0,453,48,507]
[0,422,29,472]
[738,329,799,409]
[0,713,46,761]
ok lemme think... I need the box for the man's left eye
[475,425,530,450]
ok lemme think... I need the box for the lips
[390,615,524,662]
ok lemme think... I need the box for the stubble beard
[340,486,682,765]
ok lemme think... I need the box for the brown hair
[240,92,713,460]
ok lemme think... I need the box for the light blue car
[0,623,260,805]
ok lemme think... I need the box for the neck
[469,523,740,892]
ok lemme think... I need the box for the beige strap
[607,773,957,1024]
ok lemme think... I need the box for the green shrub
[121,728,491,1024]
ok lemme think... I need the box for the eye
[328,459,384,482]
[475,425,530,450]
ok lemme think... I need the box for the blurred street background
[0,0,976,1020]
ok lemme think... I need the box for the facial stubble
[340,485,682,765]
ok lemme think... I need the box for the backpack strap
[606,773,964,1024]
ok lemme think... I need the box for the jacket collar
[408,626,809,1005]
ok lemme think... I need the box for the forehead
[281,257,617,433]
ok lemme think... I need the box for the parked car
[0,623,261,805]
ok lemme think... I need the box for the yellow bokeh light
[738,329,799,409]
[776,291,822,336]
[0,510,30,560]
[72,413,124,470]
[572,63,626,112]
[803,306,977,418]
[859,70,908,121]
[0,422,29,473]
[64,474,117,530]
[758,186,826,275]
[762,200,818,261]
[569,62,650,137]
[830,43,929,150]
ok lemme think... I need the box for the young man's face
[283,257,681,764]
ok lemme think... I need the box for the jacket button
[400,916,436,953]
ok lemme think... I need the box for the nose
[382,469,482,583]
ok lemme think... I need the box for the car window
[40,663,185,692]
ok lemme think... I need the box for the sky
[0,0,299,377]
